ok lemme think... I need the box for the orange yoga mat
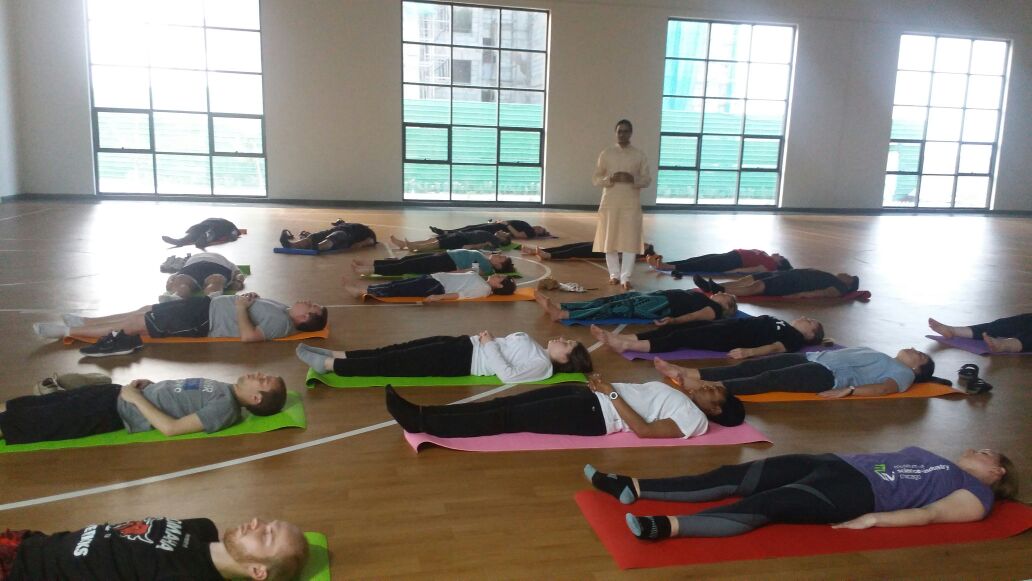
[63,326,329,345]
[362,286,535,303]
[576,490,1032,569]
[665,378,963,402]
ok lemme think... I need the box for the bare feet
[653,357,702,386]
[983,333,1023,353]
[389,235,408,250]
[608,277,619,285]
[590,324,630,353]
[351,260,373,275]
[927,318,956,338]
[534,291,566,321]
[521,245,539,256]
[621,280,633,291]
[343,284,367,300]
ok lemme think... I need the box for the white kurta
[592,144,652,254]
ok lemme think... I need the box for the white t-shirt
[595,381,709,438]
[468,332,553,383]
[430,272,492,299]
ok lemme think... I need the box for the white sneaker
[62,313,86,327]
[33,322,70,338]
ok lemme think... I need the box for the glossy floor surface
[0,200,1029,578]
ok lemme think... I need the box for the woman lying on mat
[279,219,377,252]
[429,219,549,239]
[929,314,1031,353]
[351,249,515,276]
[390,230,512,252]
[520,241,655,261]
[694,268,860,298]
[162,217,240,249]
[384,371,745,438]
[592,315,825,359]
[344,272,516,301]
[652,346,935,397]
[295,332,593,383]
[534,289,737,324]
[586,446,1017,540]
[647,249,793,275]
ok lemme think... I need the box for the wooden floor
[0,200,1029,578]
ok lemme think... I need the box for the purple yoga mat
[403,422,771,453]
[620,343,846,361]
[925,335,1030,356]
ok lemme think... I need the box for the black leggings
[332,335,474,376]
[636,321,753,353]
[542,242,603,259]
[417,384,606,437]
[0,384,124,444]
[699,354,836,395]
[639,453,874,537]
[365,276,445,298]
[309,223,376,249]
[968,313,1032,350]
[373,253,456,276]
[670,251,742,273]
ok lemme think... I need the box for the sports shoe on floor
[79,330,144,357]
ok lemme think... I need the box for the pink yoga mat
[926,335,1029,356]
[621,343,845,361]
[403,422,771,453]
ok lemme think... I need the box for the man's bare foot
[653,357,701,385]
[589,325,628,353]
[589,324,607,343]
[534,291,565,321]
[344,284,366,300]
[927,317,957,338]
[521,245,539,256]
[389,235,407,250]
[983,333,1023,353]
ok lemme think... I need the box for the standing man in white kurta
[592,119,652,290]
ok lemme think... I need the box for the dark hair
[296,306,329,332]
[994,453,1019,500]
[643,242,656,256]
[710,394,745,427]
[807,321,825,345]
[495,256,515,273]
[777,257,793,270]
[493,277,517,295]
[532,226,550,237]
[553,342,594,373]
[847,275,860,293]
[915,354,935,382]
[615,119,633,131]
[243,377,287,416]
[495,231,512,245]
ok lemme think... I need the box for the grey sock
[295,344,330,373]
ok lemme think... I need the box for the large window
[402,1,548,202]
[87,0,267,196]
[885,35,1010,208]
[656,20,795,205]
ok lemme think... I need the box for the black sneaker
[80,330,144,357]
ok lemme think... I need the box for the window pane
[883,173,918,206]
[962,109,998,142]
[970,40,1007,75]
[922,141,958,174]
[706,62,747,98]
[663,60,707,97]
[157,154,211,195]
[403,84,451,124]
[204,0,261,29]
[152,69,208,112]
[452,165,496,200]
[213,156,265,195]
[929,73,966,107]
[700,135,741,169]
[698,171,738,203]
[404,163,450,200]
[934,37,971,73]
[887,142,921,173]
[656,170,698,202]
[500,50,545,89]
[453,47,498,87]
[453,88,497,126]
[402,1,450,43]
[88,0,147,24]
[703,99,744,134]
[661,97,703,133]
[405,126,449,161]
[403,43,451,84]
[750,26,793,64]
[659,135,697,167]
[499,90,542,128]
[918,175,955,207]
[499,130,539,164]
[151,0,205,26]
[91,66,150,109]
[742,138,779,169]
[453,127,497,164]
[925,107,962,141]
[213,117,262,153]
[209,73,263,114]
[966,75,1002,109]
[747,64,789,100]
[898,35,935,71]
[453,6,498,47]
[738,172,777,204]
[154,112,209,153]
[709,23,750,61]
[890,106,927,139]
[497,166,541,200]
[207,29,262,73]
[97,152,155,193]
[667,21,708,59]
[954,176,989,207]
[958,144,992,174]
[88,22,149,66]
[745,100,785,135]
[98,112,150,150]
[150,25,206,69]
[500,9,546,51]
[894,71,931,106]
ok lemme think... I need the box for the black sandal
[957,363,979,390]
[966,377,993,395]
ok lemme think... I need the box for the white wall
[0,0,17,197]
[9,0,1032,210]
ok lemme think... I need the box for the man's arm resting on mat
[424,293,460,303]
[832,490,986,529]
[235,293,267,342]
[463,243,493,250]
[656,307,717,326]
[588,376,684,439]
[818,379,898,398]
[119,381,205,437]
[728,342,785,360]
[782,287,843,299]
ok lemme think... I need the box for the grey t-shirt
[207,295,294,339]
[116,378,241,434]
[805,347,916,391]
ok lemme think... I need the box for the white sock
[605,252,620,279]
[619,252,635,283]
[62,313,86,327]
[34,322,70,338]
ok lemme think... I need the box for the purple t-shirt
[837,447,994,515]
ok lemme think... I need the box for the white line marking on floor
[0,208,51,222]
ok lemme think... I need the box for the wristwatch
[608,391,620,400]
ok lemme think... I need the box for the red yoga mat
[575,490,1032,570]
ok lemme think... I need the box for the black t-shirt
[10,518,222,581]
[655,315,805,352]
[754,269,850,296]
[504,220,535,238]
[458,230,502,247]
[658,290,724,318]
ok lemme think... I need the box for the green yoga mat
[300,532,331,580]
[306,369,587,388]
[0,392,306,454]
[362,271,523,280]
